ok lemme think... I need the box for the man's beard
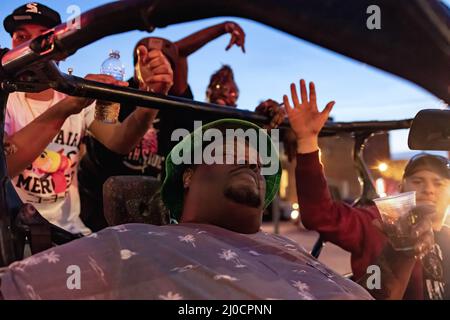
[223,184,262,208]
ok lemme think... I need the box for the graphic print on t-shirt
[122,127,164,175]
[32,149,72,194]
[423,243,446,300]
[14,129,81,204]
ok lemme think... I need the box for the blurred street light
[378,162,389,172]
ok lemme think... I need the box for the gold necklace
[23,93,55,119]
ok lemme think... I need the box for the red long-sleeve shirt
[296,151,424,299]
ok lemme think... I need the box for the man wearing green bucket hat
[161,118,281,233]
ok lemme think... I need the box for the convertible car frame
[0,0,448,267]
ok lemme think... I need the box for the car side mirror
[408,109,450,151]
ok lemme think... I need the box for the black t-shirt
[79,78,194,179]
[422,226,450,300]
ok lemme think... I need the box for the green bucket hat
[161,119,281,222]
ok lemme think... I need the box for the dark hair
[207,65,238,90]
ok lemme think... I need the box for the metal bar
[2,69,413,134]
[352,132,380,207]
[52,75,414,134]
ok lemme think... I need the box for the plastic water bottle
[95,50,125,123]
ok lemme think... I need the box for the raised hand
[135,46,174,95]
[224,22,246,53]
[283,79,335,153]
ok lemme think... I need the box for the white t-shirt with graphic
[5,91,95,235]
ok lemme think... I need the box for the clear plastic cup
[373,191,417,251]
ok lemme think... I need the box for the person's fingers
[139,49,153,66]
[85,74,115,82]
[283,95,293,114]
[142,50,165,67]
[309,82,317,110]
[411,217,433,239]
[147,49,165,59]
[85,74,128,86]
[299,79,308,104]
[233,34,241,47]
[239,30,246,40]
[85,74,110,82]
[105,80,128,87]
[145,74,174,83]
[225,41,232,51]
[226,34,237,50]
[149,65,173,76]
[233,24,244,33]
[290,83,300,107]
[117,80,129,87]
[136,45,149,62]
[148,56,170,69]
[321,101,335,117]
[234,31,245,46]
[227,36,238,50]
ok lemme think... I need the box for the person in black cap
[284,78,450,299]
[3,2,61,46]
[3,3,174,236]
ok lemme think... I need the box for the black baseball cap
[3,2,62,36]
[403,153,450,179]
